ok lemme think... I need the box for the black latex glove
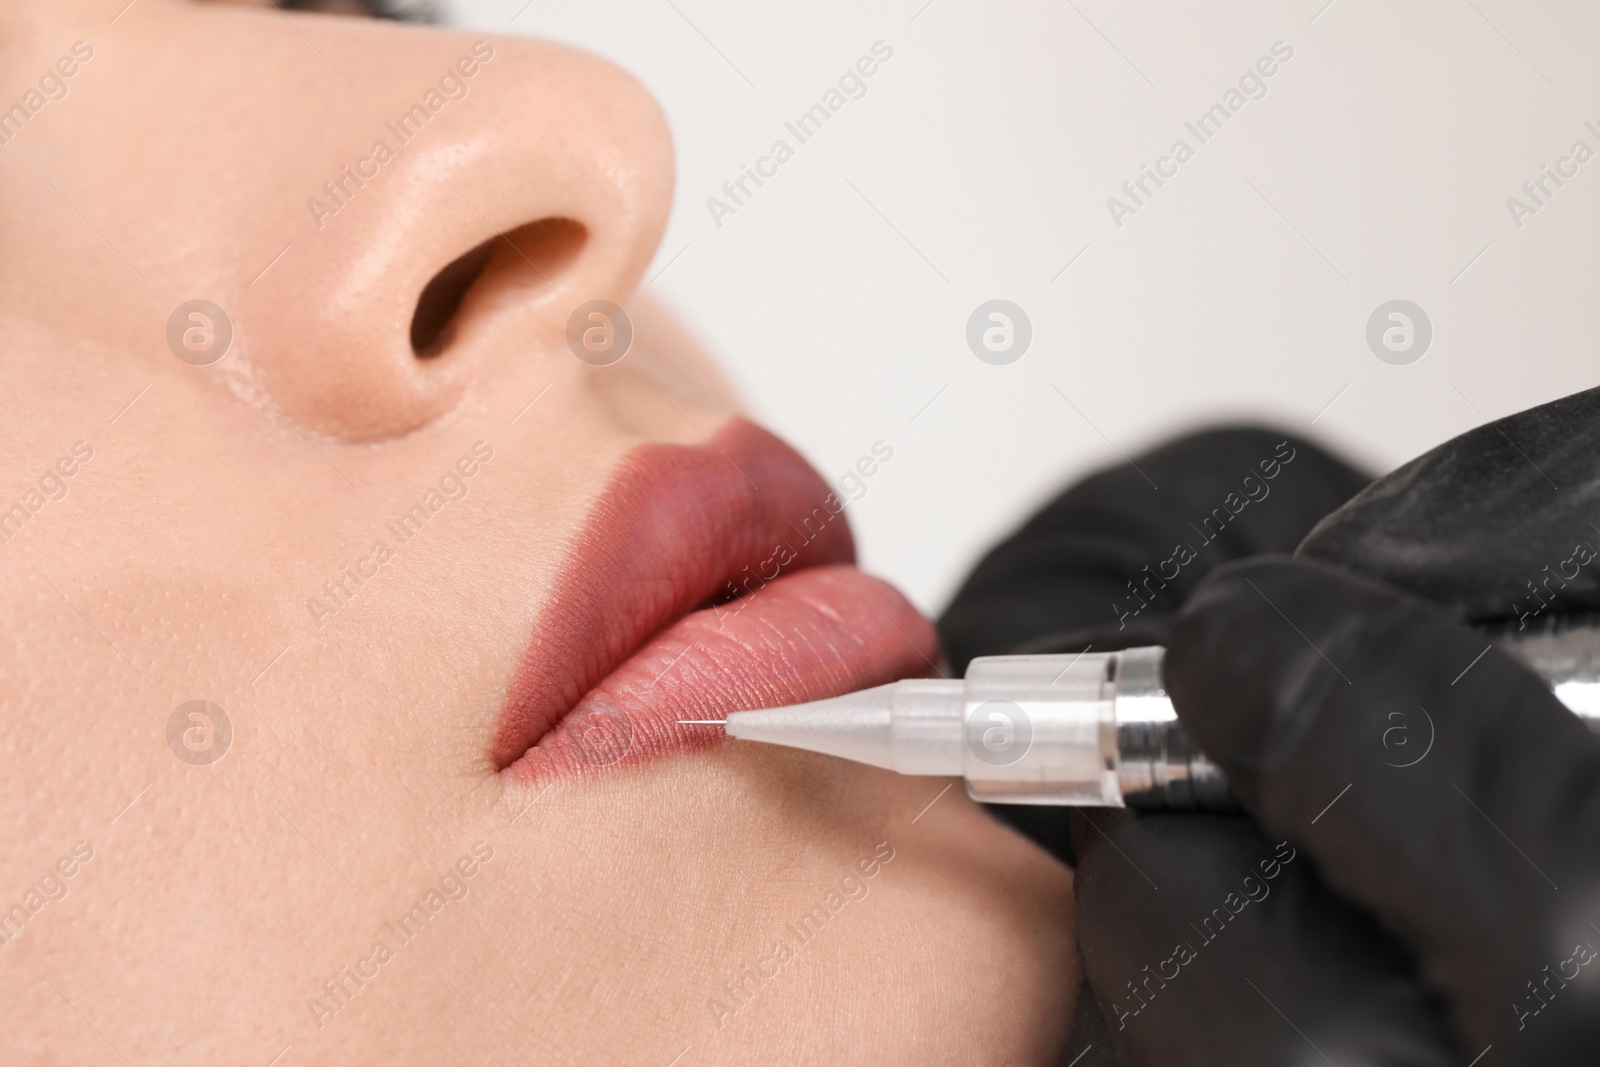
[1074,387,1600,1064]
[940,427,1371,673]
[937,426,1373,1065]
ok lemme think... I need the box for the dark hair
[278,0,438,23]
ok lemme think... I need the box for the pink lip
[498,419,940,781]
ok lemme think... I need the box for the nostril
[411,241,494,356]
[410,217,589,357]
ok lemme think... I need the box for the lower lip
[506,563,938,781]
[498,420,940,782]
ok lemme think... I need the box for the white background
[446,0,1599,614]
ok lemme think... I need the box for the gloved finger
[1166,556,1600,1060]
[939,426,1370,673]
[1069,809,1459,1066]
[1296,385,1600,626]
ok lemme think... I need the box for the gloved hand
[1072,386,1600,1064]
[938,424,1374,1064]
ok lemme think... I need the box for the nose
[0,7,671,441]
[228,17,674,440]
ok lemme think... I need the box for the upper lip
[495,418,938,779]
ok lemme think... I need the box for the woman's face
[0,2,1076,1062]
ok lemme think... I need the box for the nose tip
[242,28,674,442]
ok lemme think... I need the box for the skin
[0,2,1078,1063]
